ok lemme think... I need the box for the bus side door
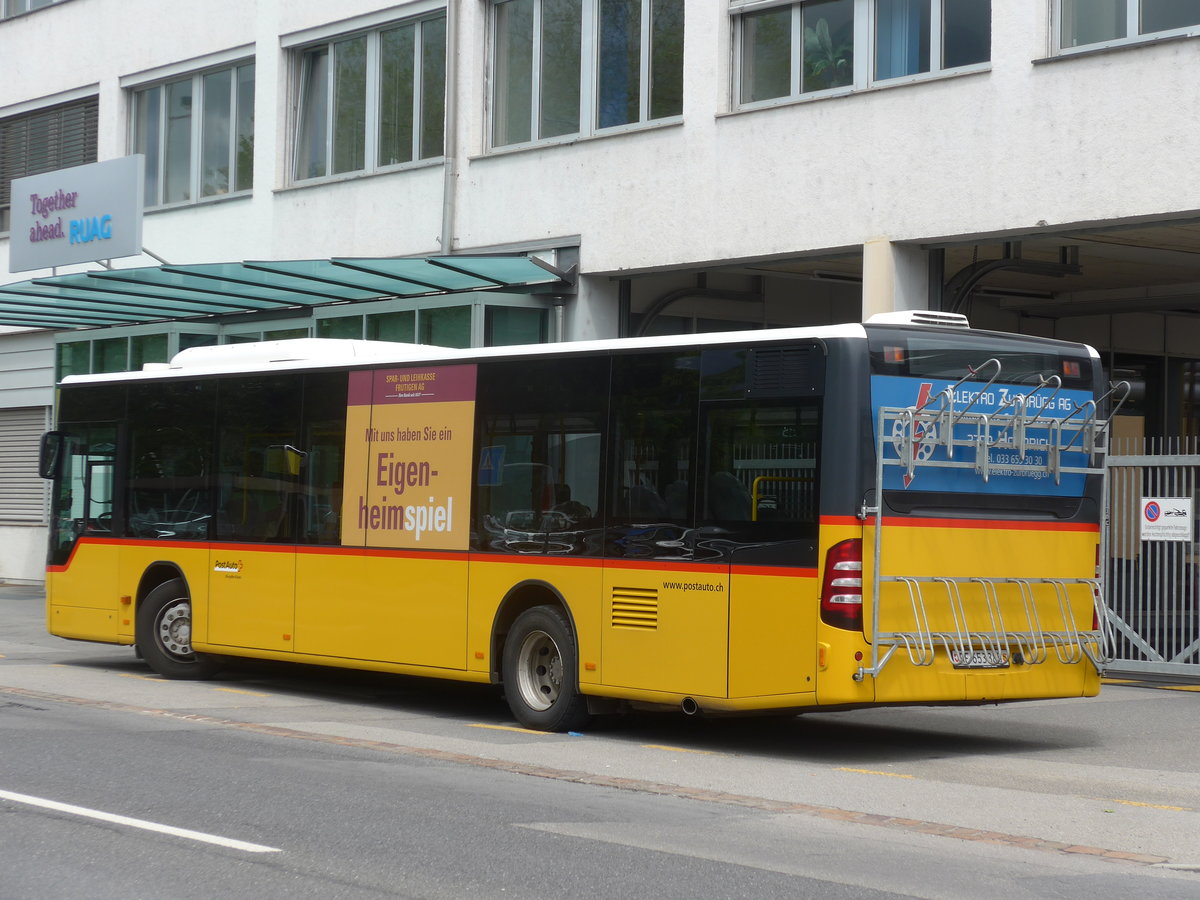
[205,380,304,653]
[206,446,300,652]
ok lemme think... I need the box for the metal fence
[1105,438,1200,678]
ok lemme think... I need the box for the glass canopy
[0,255,572,329]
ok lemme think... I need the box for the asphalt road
[1,582,1198,899]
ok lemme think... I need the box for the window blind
[0,95,99,230]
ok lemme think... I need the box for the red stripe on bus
[469,553,601,569]
[822,515,1097,532]
[730,565,818,578]
[296,545,467,563]
[48,538,818,577]
[877,517,1097,532]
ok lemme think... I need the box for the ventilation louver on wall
[0,406,51,524]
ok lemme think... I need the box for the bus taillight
[821,539,863,630]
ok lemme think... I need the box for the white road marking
[0,789,281,853]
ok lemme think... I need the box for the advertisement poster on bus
[871,375,1094,496]
[341,365,476,549]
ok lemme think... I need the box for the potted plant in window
[803,17,852,92]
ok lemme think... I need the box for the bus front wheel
[135,578,219,680]
[502,606,590,733]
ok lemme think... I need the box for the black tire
[502,606,591,732]
[135,578,220,680]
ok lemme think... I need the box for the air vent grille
[611,588,659,630]
[749,346,823,396]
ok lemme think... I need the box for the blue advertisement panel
[871,375,1094,496]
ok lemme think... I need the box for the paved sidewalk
[1104,676,1200,691]
[0,582,44,601]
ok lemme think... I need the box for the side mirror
[39,431,67,480]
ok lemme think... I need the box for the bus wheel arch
[494,583,590,732]
[135,570,219,680]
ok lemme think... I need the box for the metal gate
[1105,439,1200,678]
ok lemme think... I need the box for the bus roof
[59,323,871,384]
[56,315,1096,385]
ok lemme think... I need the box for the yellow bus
[41,311,1119,731]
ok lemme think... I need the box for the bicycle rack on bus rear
[856,369,1130,682]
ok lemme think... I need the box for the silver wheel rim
[156,597,195,661]
[515,629,563,712]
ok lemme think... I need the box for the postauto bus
[41,312,1115,730]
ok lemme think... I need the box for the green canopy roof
[0,255,573,329]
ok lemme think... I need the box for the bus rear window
[869,333,1093,391]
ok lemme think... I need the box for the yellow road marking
[643,744,717,755]
[469,723,551,735]
[1106,798,1188,811]
[214,687,271,698]
[837,766,915,779]
[118,673,164,683]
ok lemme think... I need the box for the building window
[1056,0,1200,51]
[293,13,446,182]
[55,330,213,379]
[0,96,98,233]
[1,0,63,19]
[316,306,470,347]
[131,62,255,207]
[56,333,172,379]
[225,327,309,344]
[315,295,553,348]
[733,0,989,106]
[485,306,548,345]
[491,0,684,148]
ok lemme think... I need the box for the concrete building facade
[4,0,1200,580]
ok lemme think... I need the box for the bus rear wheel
[136,578,219,680]
[502,606,590,733]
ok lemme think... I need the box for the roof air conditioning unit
[866,311,971,329]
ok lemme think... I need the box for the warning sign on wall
[1139,497,1193,542]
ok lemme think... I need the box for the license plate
[950,649,1009,669]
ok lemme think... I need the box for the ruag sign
[9,155,145,273]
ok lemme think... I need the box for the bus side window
[609,350,699,528]
[700,404,820,528]
[127,381,215,540]
[473,357,607,552]
[214,376,302,543]
[300,371,349,544]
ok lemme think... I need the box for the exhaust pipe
[680,697,699,716]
